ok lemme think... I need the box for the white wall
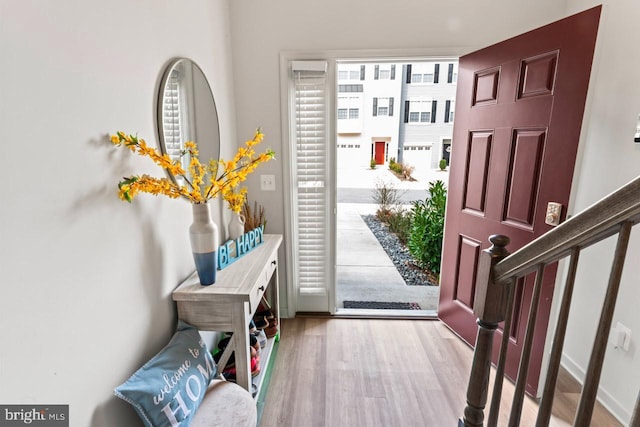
[228,0,567,317]
[0,1,235,426]
[555,1,640,423]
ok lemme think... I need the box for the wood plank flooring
[261,317,622,427]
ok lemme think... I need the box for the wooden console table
[172,234,282,394]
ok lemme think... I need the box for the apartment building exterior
[336,62,402,168]
[337,60,458,172]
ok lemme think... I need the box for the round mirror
[157,58,220,184]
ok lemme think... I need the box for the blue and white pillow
[114,321,217,427]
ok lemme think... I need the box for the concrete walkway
[336,203,440,313]
[335,166,449,314]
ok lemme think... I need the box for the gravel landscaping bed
[361,214,438,286]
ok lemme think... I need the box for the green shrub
[439,158,447,171]
[388,157,413,178]
[389,160,403,174]
[370,157,377,169]
[407,180,447,274]
[387,207,411,244]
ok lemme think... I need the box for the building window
[338,108,360,120]
[409,111,431,122]
[447,63,458,83]
[374,64,396,80]
[405,99,437,123]
[411,73,434,84]
[338,64,365,81]
[408,62,440,84]
[404,145,431,151]
[338,84,363,93]
[444,99,456,123]
[445,100,455,123]
[337,91,362,130]
[372,97,394,117]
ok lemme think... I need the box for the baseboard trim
[561,353,630,425]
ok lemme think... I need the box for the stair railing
[460,176,640,427]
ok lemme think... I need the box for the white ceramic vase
[228,212,246,241]
[189,203,219,285]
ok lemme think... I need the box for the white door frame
[279,48,469,316]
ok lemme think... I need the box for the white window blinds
[290,61,332,311]
[162,69,183,159]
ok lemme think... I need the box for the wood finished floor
[261,317,622,427]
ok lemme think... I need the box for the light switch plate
[260,174,276,191]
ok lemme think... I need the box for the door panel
[473,68,500,106]
[439,6,601,395]
[455,236,481,309]
[375,141,385,164]
[504,129,545,227]
[464,131,493,213]
[518,51,558,99]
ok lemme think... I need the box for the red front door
[438,6,601,395]
[374,141,385,165]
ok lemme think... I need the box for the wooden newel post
[459,235,510,427]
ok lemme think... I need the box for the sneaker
[250,334,261,353]
[253,315,269,330]
[264,318,279,339]
[256,330,267,348]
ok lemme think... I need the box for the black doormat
[343,301,421,310]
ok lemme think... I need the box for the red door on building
[438,6,601,395]
[374,141,386,165]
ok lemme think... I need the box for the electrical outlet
[613,322,631,351]
[260,174,276,191]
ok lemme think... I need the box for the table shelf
[173,234,282,395]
